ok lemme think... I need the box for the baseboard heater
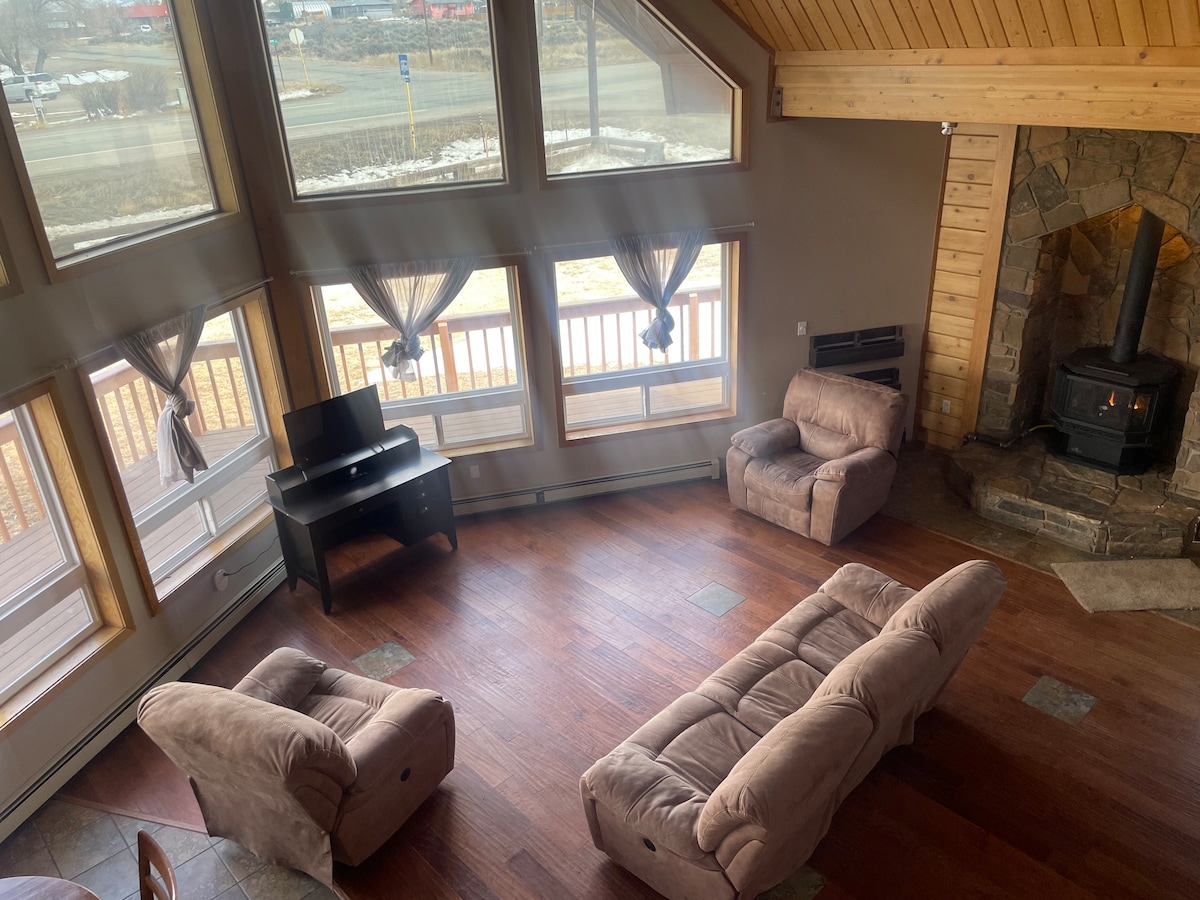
[453,458,721,516]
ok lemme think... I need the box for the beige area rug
[1052,559,1200,613]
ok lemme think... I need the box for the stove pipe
[1110,209,1165,365]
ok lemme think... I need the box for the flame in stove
[1108,390,1116,406]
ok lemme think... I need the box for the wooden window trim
[550,234,743,446]
[0,0,246,281]
[0,379,133,734]
[527,0,748,187]
[79,288,289,614]
[304,257,540,457]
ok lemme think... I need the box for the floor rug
[1052,559,1200,613]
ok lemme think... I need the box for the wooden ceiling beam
[775,47,1200,130]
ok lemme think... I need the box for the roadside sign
[269,37,279,45]
[398,53,410,81]
[289,28,304,45]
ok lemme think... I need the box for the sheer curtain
[610,228,706,352]
[348,258,478,381]
[115,306,208,485]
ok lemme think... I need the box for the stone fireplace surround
[953,127,1200,557]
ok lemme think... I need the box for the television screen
[283,385,386,469]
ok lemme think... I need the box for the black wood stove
[1048,210,1180,474]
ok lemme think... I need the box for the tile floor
[0,798,338,900]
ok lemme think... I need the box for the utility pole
[423,2,433,66]
[586,1,599,137]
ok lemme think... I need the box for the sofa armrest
[813,446,895,484]
[232,647,327,708]
[819,563,917,628]
[581,744,710,861]
[730,418,800,459]
[697,696,872,858]
[344,689,454,794]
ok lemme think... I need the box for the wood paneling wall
[916,124,1017,450]
[718,0,1200,51]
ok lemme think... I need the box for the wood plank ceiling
[715,0,1200,130]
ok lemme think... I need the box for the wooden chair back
[137,830,178,900]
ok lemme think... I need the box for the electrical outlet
[796,321,807,336]
[469,464,480,479]
[941,399,952,414]
[213,569,229,591]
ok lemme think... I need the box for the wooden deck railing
[0,414,46,543]
[6,289,722,544]
[91,340,255,472]
[331,287,723,396]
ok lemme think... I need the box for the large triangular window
[534,0,740,177]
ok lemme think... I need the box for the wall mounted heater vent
[810,325,904,368]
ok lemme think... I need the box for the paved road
[18,43,668,176]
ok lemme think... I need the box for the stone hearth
[950,432,1200,558]
[977,126,1200,502]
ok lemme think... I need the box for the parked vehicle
[2,73,60,103]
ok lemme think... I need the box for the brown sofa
[137,647,455,887]
[580,559,1006,900]
[727,369,908,545]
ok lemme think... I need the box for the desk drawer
[399,473,452,543]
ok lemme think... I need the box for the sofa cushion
[743,449,826,507]
[697,592,879,737]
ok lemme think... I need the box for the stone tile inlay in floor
[688,582,746,616]
[352,641,415,679]
[1022,675,1098,725]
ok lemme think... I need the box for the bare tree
[0,0,87,74]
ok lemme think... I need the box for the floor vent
[453,458,721,516]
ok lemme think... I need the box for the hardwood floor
[59,480,1200,899]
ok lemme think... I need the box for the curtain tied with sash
[610,228,706,352]
[115,306,209,486]
[348,257,478,382]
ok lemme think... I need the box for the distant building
[279,1,333,20]
[120,3,172,27]
[408,1,477,19]
[331,1,395,19]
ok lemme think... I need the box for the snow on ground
[49,126,724,237]
[45,204,214,243]
[295,125,723,194]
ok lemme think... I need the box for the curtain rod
[292,250,528,279]
[532,221,755,253]
[290,223,756,277]
[70,277,273,371]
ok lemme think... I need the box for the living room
[0,1,1198,898]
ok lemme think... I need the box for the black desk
[267,449,456,614]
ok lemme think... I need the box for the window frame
[0,379,132,732]
[307,259,537,456]
[81,289,290,611]
[528,0,745,187]
[0,0,245,279]
[257,3,513,206]
[550,233,742,443]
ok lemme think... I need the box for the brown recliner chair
[137,647,455,887]
[727,369,908,545]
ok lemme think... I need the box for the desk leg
[445,526,457,550]
[273,510,299,590]
[314,541,333,615]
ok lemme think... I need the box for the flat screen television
[283,385,386,469]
